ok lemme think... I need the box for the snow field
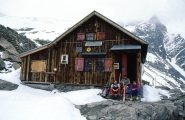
[0,69,172,120]
[0,69,105,120]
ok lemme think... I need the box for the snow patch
[0,86,86,120]
[141,85,170,102]
[167,58,185,78]
[146,53,158,63]
[62,89,105,105]
[142,64,180,89]
[0,68,21,84]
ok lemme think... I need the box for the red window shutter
[104,58,112,72]
[97,32,105,40]
[75,58,84,71]
[77,33,85,41]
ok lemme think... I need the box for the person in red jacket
[110,80,120,97]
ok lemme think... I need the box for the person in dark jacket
[127,81,139,100]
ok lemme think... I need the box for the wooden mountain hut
[19,11,148,86]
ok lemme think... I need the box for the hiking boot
[136,97,139,100]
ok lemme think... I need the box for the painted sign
[114,63,119,69]
[86,47,92,52]
[75,58,84,71]
[85,41,102,46]
[96,32,105,40]
[104,58,112,72]
[76,47,82,53]
[61,54,69,64]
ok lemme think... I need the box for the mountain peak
[149,16,161,24]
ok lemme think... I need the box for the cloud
[0,0,185,37]
[0,12,6,17]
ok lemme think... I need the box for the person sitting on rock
[127,81,140,100]
[120,75,130,95]
[110,80,120,97]
[121,75,130,85]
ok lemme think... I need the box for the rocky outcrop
[78,100,178,120]
[0,58,5,70]
[0,24,37,63]
[78,88,185,120]
[0,79,18,90]
[168,89,185,119]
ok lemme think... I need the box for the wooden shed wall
[21,16,142,86]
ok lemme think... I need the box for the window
[84,58,92,72]
[86,33,95,41]
[61,54,68,64]
[81,58,112,72]
[96,58,104,72]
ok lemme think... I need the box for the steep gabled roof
[20,11,148,57]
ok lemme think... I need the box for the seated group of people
[110,76,140,100]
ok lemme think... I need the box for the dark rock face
[0,24,37,53]
[0,79,18,90]
[0,58,5,70]
[35,39,50,45]
[168,89,185,119]
[0,24,37,65]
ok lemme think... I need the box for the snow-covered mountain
[125,16,185,90]
[0,15,76,41]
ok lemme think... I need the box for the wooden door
[122,54,127,78]
[84,58,105,85]
[114,55,121,82]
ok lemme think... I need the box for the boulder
[12,62,21,70]
[0,58,5,70]
[0,79,18,90]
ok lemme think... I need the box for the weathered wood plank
[26,55,30,81]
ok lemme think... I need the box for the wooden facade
[20,11,148,86]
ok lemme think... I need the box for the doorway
[114,53,137,83]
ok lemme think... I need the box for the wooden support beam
[26,55,30,81]
[45,48,51,82]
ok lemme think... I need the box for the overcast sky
[0,0,185,37]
